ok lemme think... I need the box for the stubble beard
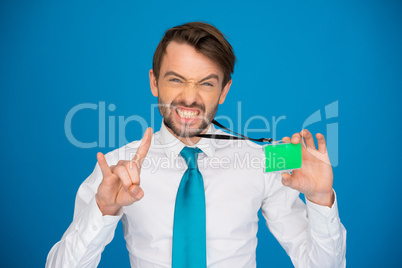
[158,96,219,138]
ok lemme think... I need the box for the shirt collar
[159,121,217,160]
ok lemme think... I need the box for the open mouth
[175,107,201,122]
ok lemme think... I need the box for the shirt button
[70,259,74,265]
[92,225,98,231]
[330,218,335,223]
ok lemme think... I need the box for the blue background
[1,0,401,267]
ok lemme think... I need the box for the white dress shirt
[46,122,346,268]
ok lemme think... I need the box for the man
[47,22,346,267]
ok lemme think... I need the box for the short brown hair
[152,22,236,87]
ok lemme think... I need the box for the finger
[132,127,153,163]
[97,152,112,176]
[124,161,140,185]
[291,133,302,145]
[282,137,291,143]
[128,184,144,200]
[300,129,316,149]
[316,133,327,153]
[111,164,133,190]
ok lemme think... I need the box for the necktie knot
[180,147,201,169]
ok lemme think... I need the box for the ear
[218,79,232,104]
[149,69,158,97]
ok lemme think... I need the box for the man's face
[149,41,231,138]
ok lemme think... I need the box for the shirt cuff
[75,197,122,248]
[305,190,341,236]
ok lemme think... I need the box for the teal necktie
[172,147,207,268]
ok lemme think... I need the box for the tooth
[177,109,198,118]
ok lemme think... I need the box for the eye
[170,78,182,83]
[202,82,214,87]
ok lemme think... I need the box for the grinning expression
[149,41,232,141]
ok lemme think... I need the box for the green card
[264,143,302,172]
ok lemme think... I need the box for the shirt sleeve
[261,172,347,268]
[46,160,122,268]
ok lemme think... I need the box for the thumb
[281,172,294,187]
[133,127,153,163]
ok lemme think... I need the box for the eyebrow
[164,71,220,83]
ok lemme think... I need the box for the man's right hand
[95,128,153,216]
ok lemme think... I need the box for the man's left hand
[281,130,335,207]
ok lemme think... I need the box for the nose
[180,82,199,105]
